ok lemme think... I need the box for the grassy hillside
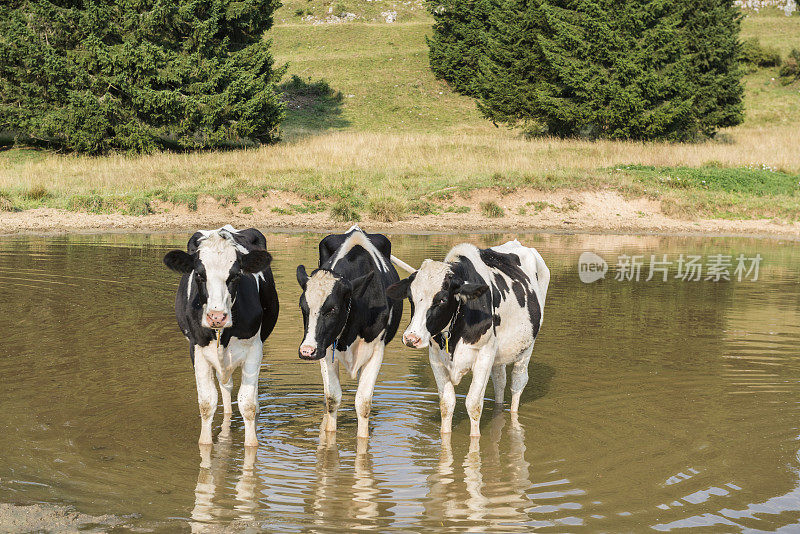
[1,6,799,224]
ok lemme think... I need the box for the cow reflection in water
[312,432,381,528]
[426,411,532,529]
[191,416,259,532]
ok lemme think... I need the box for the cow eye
[326,306,338,315]
[438,297,448,306]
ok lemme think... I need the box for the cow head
[163,230,271,330]
[296,265,374,360]
[386,259,488,349]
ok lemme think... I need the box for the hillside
[0,5,799,236]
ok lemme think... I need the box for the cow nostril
[299,345,317,358]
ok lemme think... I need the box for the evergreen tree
[458,0,744,140]
[427,0,494,96]
[0,0,285,154]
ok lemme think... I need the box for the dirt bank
[1,190,798,239]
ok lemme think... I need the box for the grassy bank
[0,7,798,226]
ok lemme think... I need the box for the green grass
[614,165,800,220]
[740,10,800,56]
[739,68,800,128]
[618,164,800,196]
[271,22,484,136]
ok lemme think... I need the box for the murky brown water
[1,231,799,532]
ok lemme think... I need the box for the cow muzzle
[206,310,229,329]
[299,344,322,360]
[403,332,427,349]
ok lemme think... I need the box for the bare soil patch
[0,189,797,239]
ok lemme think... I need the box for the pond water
[0,231,799,532]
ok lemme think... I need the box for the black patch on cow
[418,257,493,351]
[298,229,402,359]
[511,280,526,308]
[493,273,509,298]
[489,282,502,308]
[479,248,541,338]
[166,228,280,360]
[318,231,392,267]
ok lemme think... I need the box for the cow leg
[428,346,456,434]
[465,347,493,437]
[355,343,384,438]
[238,343,263,447]
[195,351,218,446]
[491,364,507,409]
[320,348,342,432]
[217,373,233,438]
[217,372,234,414]
[510,344,534,413]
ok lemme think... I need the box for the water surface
[0,231,799,532]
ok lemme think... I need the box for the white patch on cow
[253,271,264,292]
[187,271,194,302]
[197,231,238,328]
[404,259,451,348]
[330,225,390,273]
[198,225,249,254]
[301,270,338,350]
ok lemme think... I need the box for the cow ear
[296,265,309,290]
[351,271,375,300]
[163,250,194,274]
[456,282,489,301]
[386,277,411,300]
[241,249,272,273]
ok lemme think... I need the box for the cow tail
[390,255,417,274]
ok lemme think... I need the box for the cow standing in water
[163,226,279,447]
[296,225,403,438]
[387,240,549,436]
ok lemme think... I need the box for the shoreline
[0,190,798,240]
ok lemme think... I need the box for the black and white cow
[163,225,279,447]
[296,225,403,438]
[387,240,549,436]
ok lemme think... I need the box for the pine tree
[0,0,286,154]
[473,0,744,140]
[427,0,495,96]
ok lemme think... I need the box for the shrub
[739,38,782,70]
[436,0,744,140]
[367,197,405,222]
[330,200,361,222]
[0,0,285,154]
[480,200,504,218]
[23,185,49,201]
[780,49,800,84]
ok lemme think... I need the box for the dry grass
[2,126,798,197]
